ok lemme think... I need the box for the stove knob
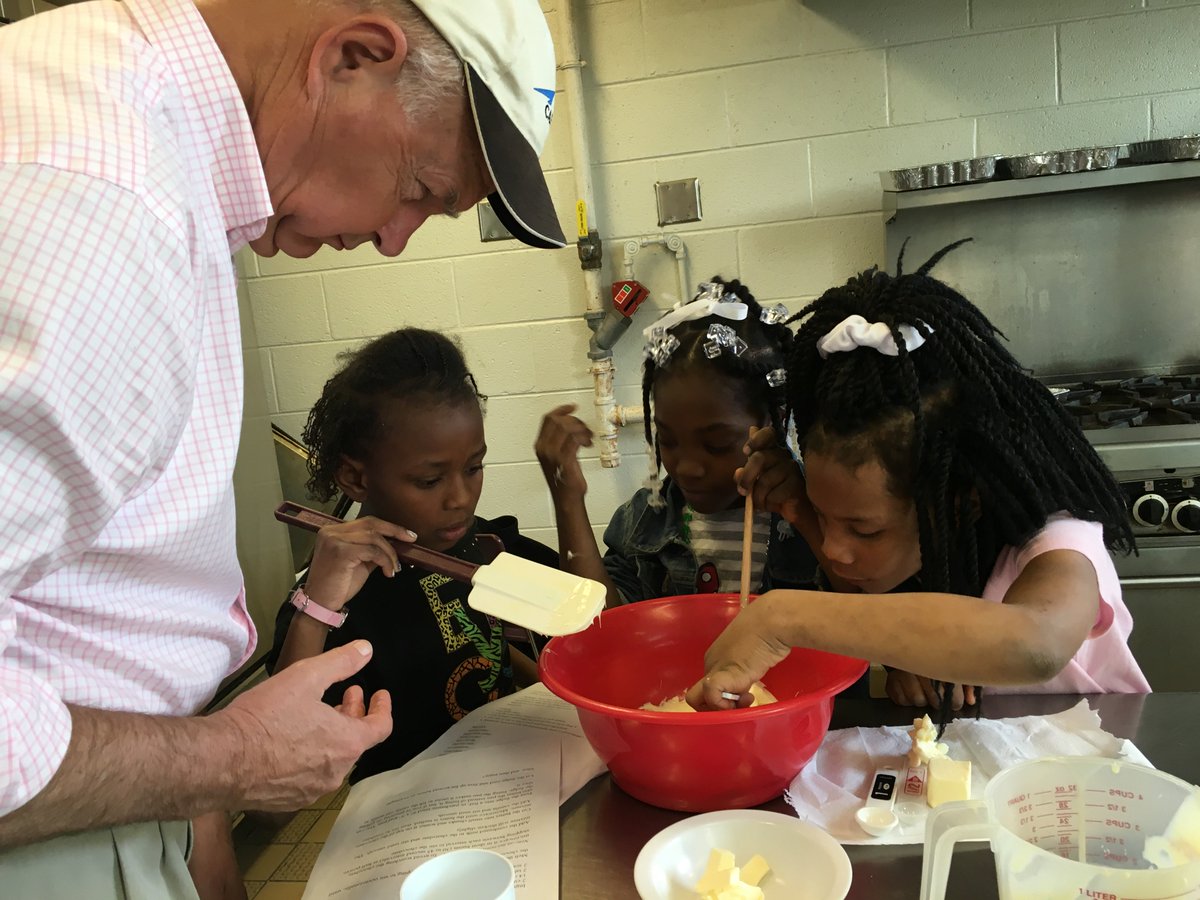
[1132,493,1169,527]
[1171,499,1200,534]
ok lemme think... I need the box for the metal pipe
[590,357,621,467]
[610,405,644,428]
[623,234,690,305]
[559,0,603,316]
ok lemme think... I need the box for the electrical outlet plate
[655,178,702,227]
[477,200,516,242]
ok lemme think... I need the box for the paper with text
[302,740,559,900]
[409,683,605,804]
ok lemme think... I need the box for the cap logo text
[534,87,556,123]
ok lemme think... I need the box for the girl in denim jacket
[536,277,818,606]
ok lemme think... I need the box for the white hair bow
[817,314,931,358]
[641,284,748,343]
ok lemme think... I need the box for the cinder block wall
[236,0,1200,551]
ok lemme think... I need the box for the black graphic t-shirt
[266,516,557,783]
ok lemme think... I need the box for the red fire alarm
[611,280,650,317]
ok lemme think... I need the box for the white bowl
[399,848,515,900]
[633,809,852,900]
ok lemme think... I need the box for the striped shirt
[0,0,271,815]
[687,507,772,595]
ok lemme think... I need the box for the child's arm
[535,405,624,608]
[273,517,413,673]
[188,810,245,900]
[687,550,1099,709]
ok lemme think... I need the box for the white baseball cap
[409,0,566,249]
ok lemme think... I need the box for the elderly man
[0,0,564,896]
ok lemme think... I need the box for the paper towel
[784,700,1151,844]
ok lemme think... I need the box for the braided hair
[787,240,1133,728]
[641,277,793,483]
[302,328,485,502]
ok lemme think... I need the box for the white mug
[399,848,516,900]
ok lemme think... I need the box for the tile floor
[235,781,350,899]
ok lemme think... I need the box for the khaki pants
[0,820,198,900]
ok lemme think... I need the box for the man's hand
[303,516,415,613]
[686,594,791,711]
[735,426,805,525]
[885,669,976,710]
[217,641,392,810]
[535,404,593,499]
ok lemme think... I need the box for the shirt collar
[123,0,273,250]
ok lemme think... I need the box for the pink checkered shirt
[0,0,271,815]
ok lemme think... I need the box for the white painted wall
[236,0,1200,555]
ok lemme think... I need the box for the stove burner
[1053,373,1200,430]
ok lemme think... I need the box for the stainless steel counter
[560,692,1200,899]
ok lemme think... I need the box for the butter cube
[714,884,764,900]
[694,849,737,894]
[927,757,971,808]
[740,854,770,887]
[707,848,736,871]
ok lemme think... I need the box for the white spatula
[275,502,605,636]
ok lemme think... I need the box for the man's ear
[334,454,369,503]
[308,15,409,94]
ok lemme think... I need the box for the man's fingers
[299,641,374,691]
[337,684,366,718]
[360,690,394,745]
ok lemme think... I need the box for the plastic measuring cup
[921,756,1200,900]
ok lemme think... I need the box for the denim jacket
[601,478,819,603]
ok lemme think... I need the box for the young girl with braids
[536,278,818,606]
[688,241,1149,721]
[265,329,556,784]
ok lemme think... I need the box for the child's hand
[535,404,593,498]
[303,517,415,613]
[685,594,791,711]
[885,669,977,710]
[735,426,805,523]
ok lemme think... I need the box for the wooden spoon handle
[739,492,753,609]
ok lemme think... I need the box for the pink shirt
[982,516,1150,694]
[0,0,272,815]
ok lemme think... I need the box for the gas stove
[1047,368,1200,534]
[1054,373,1200,431]
[1044,368,1200,690]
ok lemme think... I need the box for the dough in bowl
[640,681,778,712]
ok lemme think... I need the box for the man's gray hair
[321,0,465,122]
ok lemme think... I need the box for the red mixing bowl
[539,593,867,812]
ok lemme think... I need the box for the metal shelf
[883,159,1200,216]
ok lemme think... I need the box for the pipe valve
[612,280,650,317]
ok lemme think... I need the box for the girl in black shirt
[266,329,556,783]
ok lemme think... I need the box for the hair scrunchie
[817,314,931,358]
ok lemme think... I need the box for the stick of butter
[740,854,770,887]
[927,756,971,808]
[908,714,949,768]
[693,848,770,900]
